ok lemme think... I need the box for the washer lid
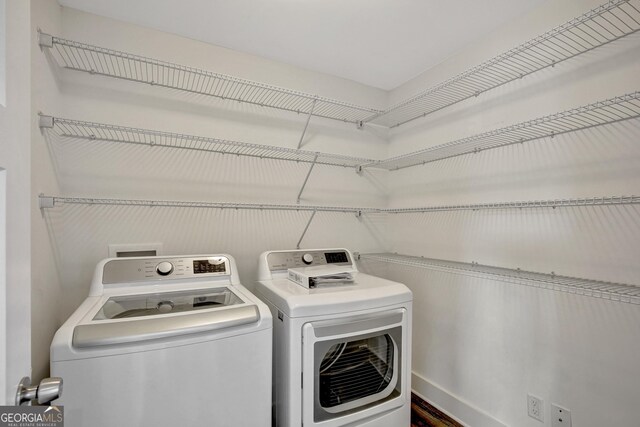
[73,287,259,348]
[93,287,244,320]
[256,272,412,318]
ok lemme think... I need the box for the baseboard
[411,372,507,427]
[412,392,463,426]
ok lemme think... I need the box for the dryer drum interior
[319,334,395,407]
[312,326,402,420]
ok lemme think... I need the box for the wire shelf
[364,92,640,170]
[366,0,640,128]
[37,1,640,129]
[358,253,640,304]
[386,195,640,213]
[39,34,382,125]
[38,195,382,214]
[41,116,378,169]
[39,195,639,213]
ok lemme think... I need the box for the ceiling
[58,0,546,91]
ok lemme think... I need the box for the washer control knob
[302,253,314,265]
[156,261,174,276]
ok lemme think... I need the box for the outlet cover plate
[551,403,571,427]
[527,394,544,422]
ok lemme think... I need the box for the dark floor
[411,393,463,427]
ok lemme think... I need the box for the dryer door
[301,308,408,427]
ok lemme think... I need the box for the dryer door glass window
[319,334,394,409]
[305,311,405,424]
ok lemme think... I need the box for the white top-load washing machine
[255,248,412,427]
[51,254,272,427]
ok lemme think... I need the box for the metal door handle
[16,377,63,405]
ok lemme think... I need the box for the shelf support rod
[297,153,318,203]
[297,99,317,150]
[296,209,317,249]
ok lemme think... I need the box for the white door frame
[0,0,32,405]
[0,168,7,404]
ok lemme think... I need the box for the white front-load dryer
[255,248,412,427]
[50,254,272,427]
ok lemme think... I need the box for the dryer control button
[156,261,174,276]
[302,253,314,265]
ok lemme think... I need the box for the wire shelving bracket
[37,32,382,126]
[361,92,640,170]
[297,98,317,149]
[296,210,317,249]
[297,154,318,203]
[357,253,640,305]
[366,0,640,128]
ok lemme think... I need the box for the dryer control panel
[102,256,230,284]
[266,249,352,271]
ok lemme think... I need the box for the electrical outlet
[527,394,544,422]
[551,404,571,427]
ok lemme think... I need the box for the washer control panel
[267,249,351,271]
[103,256,230,284]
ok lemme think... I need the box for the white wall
[358,0,640,426]
[29,2,390,377]
[0,0,31,405]
[30,0,63,382]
